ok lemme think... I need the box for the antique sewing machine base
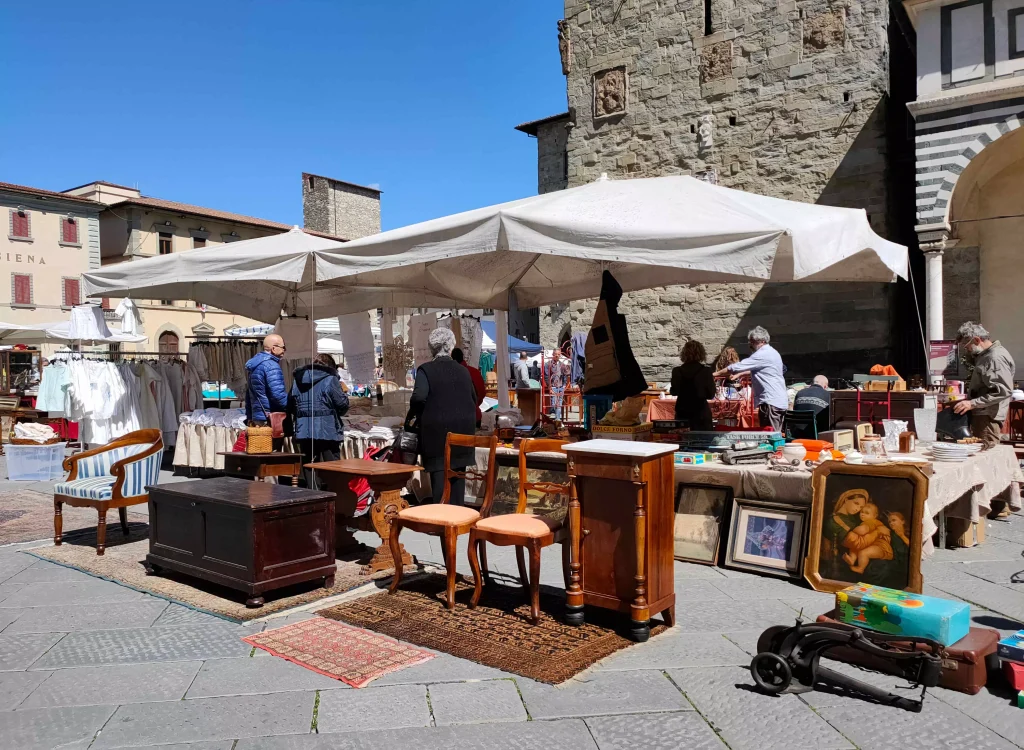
[752,620,943,712]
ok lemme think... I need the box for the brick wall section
[942,246,980,340]
[536,0,901,381]
[302,173,381,240]
[536,119,569,194]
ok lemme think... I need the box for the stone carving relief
[697,114,714,151]
[699,41,732,83]
[593,66,628,119]
[804,10,845,52]
[558,19,572,76]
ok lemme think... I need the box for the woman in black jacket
[670,339,716,431]
[408,328,478,505]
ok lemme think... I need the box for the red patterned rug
[243,617,435,688]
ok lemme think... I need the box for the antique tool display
[751,619,943,712]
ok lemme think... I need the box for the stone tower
[302,173,381,240]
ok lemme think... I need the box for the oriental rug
[0,490,148,546]
[243,617,435,688]
[317,574,667,684]
[28,526,420,622]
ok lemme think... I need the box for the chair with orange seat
[389,433,498,609]
[466,438,571,624]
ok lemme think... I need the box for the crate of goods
[816,613,999,695]
[652,419,690,444]
[998,630,1024,663]
[591,422,653,441]
[5,442,67,481]
[835,583,970,647]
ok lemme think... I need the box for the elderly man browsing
[714,326,788,432]
[953,322,1015,448]
[245,333,289,427]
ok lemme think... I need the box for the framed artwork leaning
[805,461,928,594]
[724,498,808,579]
[673,483,731,565]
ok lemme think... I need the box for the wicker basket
[245,425,274,454]
[9,437,62,446]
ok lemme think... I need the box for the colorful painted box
[835,583,971,647]
[1005,661,1024,691]
[997,630,1024,663]
[674,452,707,465]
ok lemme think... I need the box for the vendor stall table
[305,458,421,574]
[647,397,751,427]
[145,477,336,608]
[219,452,303,486]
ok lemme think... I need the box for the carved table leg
[54,499,63,546]
[564,475,585,626]
[630,482,650,642]
[96,511,108,556]
[360,487,412,575]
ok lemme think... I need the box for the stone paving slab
[0,580,144,608]
[674,562,730,580]
[930,540,1023,562]
[0,631,64,671]
[817,695,1019,750]
[4,600,169,633]
[31,624,257,669]
[6,560,96,583]
[958,559,1024,589]
[0,608,22,632]
[0,669,50,710]
[593,631,750,670]
[428,678,527,725]
[0,581,26,604]
[711,577,820,601]
[722,629,764,656]
[585,711,728,750]
[0,703,117,750]
[20,660,203,709]
[667,666,853,750]
[928,577,1024,621]
[92,691,316,748]
[931,681,1024,748]
[315,683,430,734]
[674,598,800,632]
[186,655,348,698]
[367,651,512,686]
[235,718,600,749]
[153,603,237,628]
[919,561,986,583]
[518,670,689,719]
[673,579,733,601]
[0,552,37,583]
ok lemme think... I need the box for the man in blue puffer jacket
[245,334,289,424]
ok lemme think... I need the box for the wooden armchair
[467,438,571,624]
[54,429,164,555]
[389,433,498,609]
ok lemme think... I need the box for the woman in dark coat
[670,339,716,431]
[408,328,478,505]
[290,353,350,488]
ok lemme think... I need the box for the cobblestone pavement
[0,474,1021,749]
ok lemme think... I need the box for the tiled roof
[0,181,103,206]
[514,112,571,136]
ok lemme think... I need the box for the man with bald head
[245,333,289,426]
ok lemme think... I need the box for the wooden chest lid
[147,477,335,509]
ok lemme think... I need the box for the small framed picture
[725,499,808,579]
[673,483,731,565]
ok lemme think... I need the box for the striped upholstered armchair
[53,429,164,555]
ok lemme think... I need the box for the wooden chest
[564,440,676,641]
[830,390,937,434]
[145,477,336,607]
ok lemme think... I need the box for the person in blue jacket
[290,353,350,488]
[245,334,289,425]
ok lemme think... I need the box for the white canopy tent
[82,174,909,408]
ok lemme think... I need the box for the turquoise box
[835,583,970,647]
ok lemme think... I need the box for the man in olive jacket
[953,322,1016,448]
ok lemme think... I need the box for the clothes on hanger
[114,298,145,336]
[67,305,112,340]
[36,361,71,416]
[478,350,495,379]
[172,408,245,470]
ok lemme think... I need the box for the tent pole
[495,308,511,410]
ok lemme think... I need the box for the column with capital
[916,226,955,384]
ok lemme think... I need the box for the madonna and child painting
[806,463,926,594]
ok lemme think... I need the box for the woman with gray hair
[407,328,479,504]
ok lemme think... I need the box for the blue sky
[0,1,566,231]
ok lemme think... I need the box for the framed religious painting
[673,483,731,565]
[805,462,927,594]
[724,499,808,579]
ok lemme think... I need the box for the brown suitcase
[815,612,999,694]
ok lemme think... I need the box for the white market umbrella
[82,226,345,322]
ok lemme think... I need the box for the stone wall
[942,246,980,340]
[536,0,907,382]
[536,118,569,194]
[302,172,381,240]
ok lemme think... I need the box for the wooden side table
[564,439,678,642]
[306,458,422,574]
[219,452,303,486]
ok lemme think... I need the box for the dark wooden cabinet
[145,477,336,607]
[564,440,676,641]
[830,390,938,434]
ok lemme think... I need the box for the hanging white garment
[113,298,145,336]
[187,345,209,381]
[138,364,164,431]
[36,363,71,416]
[112,363,142,438]
[158,361,184,417]
[409,313,436,369]
[67,305,112,341]
[275,317,314,360]
[338,312,376,384]
[182,363,203,412]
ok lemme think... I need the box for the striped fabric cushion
[120,450,163,498]
[76,444,147,479]
[54,476,115,500]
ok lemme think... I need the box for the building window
[193,237,206,249]
[9,209,30,240]
[159,232,172,255]
[308,175,316,190]
[159,331,180,355]
[704,0,713,35]
[11,274,32,306]
[160,299,174,306]
[62,278,81,307]
[61,217,79,245]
